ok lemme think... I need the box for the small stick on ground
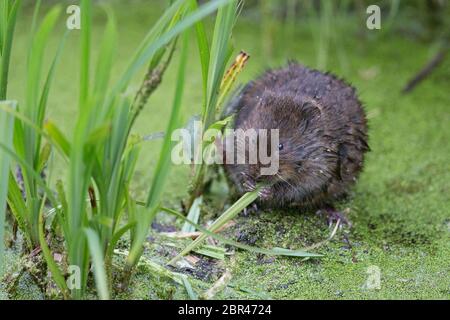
[402,45,448,94]
[160,220,236,240]
[201,268,232,300]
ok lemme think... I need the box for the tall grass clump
[0,101,15,275]
[49,0,235,300]
[1,0,234,300]
[8,2,63,253]
[0,0,21,275]
[187,0,241,209]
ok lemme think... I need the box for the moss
[0,249,44,300]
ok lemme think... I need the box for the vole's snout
[255,175,264,183]
[241,166,272,189]
[247,164,260,181]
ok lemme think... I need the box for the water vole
[224,62,369,222]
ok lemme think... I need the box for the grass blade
[181,195,202,233]
[38,207,69,299]
[0,0,6,51]
[93,7,117,121]
[190,0,210,102]
[44,121,71,157]
[168,189,260,264]
[203,0,237,127]
[0,0,21,100]
[194,245,226,260]
[0,142,58,206]
[25,5,61,122]
[0,100,15,275]
[85,228,110,300]
[106,222,136,262]
[180,273,198,300]
[79,0,91,109]
[7,173,32,248]
[37,30,69,128]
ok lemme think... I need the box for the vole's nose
[248,164,259,179]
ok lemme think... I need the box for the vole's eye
[278,143,284,151]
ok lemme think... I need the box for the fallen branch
[160,220,236,240]
[402,45,448,94]
[201,268,232,300]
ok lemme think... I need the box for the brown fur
[224,62,369,209]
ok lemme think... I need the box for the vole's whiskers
[276,173,297,193]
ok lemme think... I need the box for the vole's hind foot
[316,207,352,228]
[242,203,259,217]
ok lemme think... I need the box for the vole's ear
[300,100,322,120]
[297,100,323,135]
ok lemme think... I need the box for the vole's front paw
[241,173,257,192]
[243,180,256,192]
[258,186,272,201]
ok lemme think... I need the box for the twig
[297,219,341,264]
[201,268,232,300]
[160,231,201,239]
[402,45,448,94]
[160,220,236,240]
